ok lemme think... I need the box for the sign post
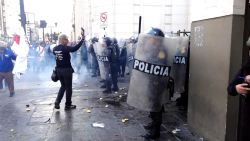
[100,12,108,37]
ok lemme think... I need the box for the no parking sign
[100,12,108,28]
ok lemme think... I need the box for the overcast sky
[24,0,73,35]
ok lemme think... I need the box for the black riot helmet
[103,37,112,47]
[147,27,165,37]
[91,37,98,44]
[112,38,118,44]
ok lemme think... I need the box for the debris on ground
[103,98,120,106]
[10,129,14,132]
[105,105,109,108]
[84,84,88,87]
[115,92,118,94]
[172,128,181,134]
[25,104,31,112]
[120,87,126,90]
[119,95,122,98]
[44,118,51,123]
[26,108,31,112]
[122,118,129,123]
[92,122,105,128]
[99,98,103,100]
[84,109,91,113]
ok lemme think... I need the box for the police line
[174,56,187,64]
[133,59,171,77]
[97,55,109,62]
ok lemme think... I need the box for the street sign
[100,12,108,28]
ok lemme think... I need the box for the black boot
[112,85,119,92]
[142,127,160,139]
[100,85,106,88]
[103,89,112,94]
[142,111,162,139]
[103,79,112,94]
[54,103,60,109]
[65,105,76,110]
[143,122,153,130]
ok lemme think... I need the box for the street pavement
[0,70,202,141]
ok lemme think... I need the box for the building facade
[0,0,6,36]
[1,0,22,37]
[72,0,189,40]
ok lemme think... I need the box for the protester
[53,30,85,110]
[0,40,17,97]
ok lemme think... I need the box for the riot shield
[126,42,136,74]
[127,34,172,112]
[95,42,110,80]
[168,37,189,94]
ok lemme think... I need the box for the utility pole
[73,0,76,41]
[19,0,26,33]
[138,16,142,35]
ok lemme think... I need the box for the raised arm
[68,27,85,52]
[68,40,84,52]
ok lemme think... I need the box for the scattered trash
[103,99,120,106]
[44,118,51,123]
[119,95,122,98]
[99,98,103,100]
[115,92,118,94]
[84,109,91,113]
[120,87,126,90]
[26,108,31,112]
[200,137,204,141]
[183,124,188,126]
[25,104,31,112]
[122,118,129,123]
[172,128,181,134]
[10,129,14,132]
[124,93,127,95]
[84,84,88,87]
[105,105,109,108]
[92,122,105,128]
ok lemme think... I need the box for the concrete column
[188,0,246,141]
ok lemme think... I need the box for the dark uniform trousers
[119,61,126,76]
[55,68,73,106]
[238,96,250,141]
[149,107,164,133]
[106,64,118,90]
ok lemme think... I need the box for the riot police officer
[88,37,99,77]
[100,37,119,93]
[119,41,127,77]
[95,37,112,93]
[109,38,120,91]
[127,28,169,139]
